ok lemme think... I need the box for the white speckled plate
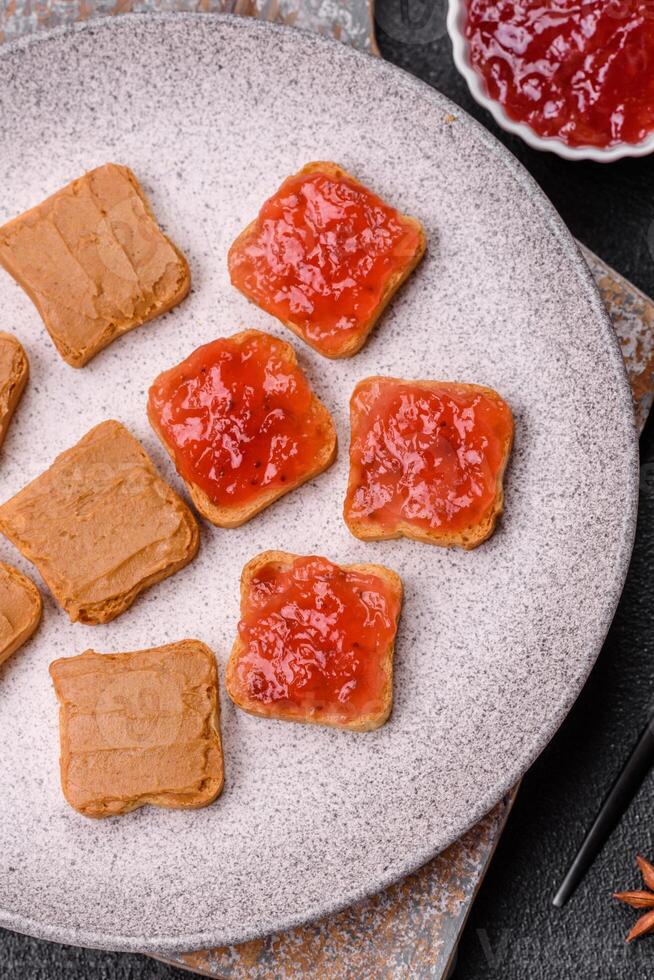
[0,13,639,954]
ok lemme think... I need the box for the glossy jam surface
[345,379,513,534]
[467,0,654,147]
[228,170,422,354]
[236,556,401,722]
[148,332,329,507]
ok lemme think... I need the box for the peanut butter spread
[49,640,224,818]
[0,164,190,367]
[0,561,41,667]
[0,332,28,449]
[0,420,199,625]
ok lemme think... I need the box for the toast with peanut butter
[0,164,190,367]
[228,162,426,358]
[0,561,41,667]
[0,420,198,624]
[148,329,337,528]
[49,640,224,818]
[0,333,28,451]
[226,550,403,731]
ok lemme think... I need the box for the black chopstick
[553,718,654,907]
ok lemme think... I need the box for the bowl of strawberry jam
[447,0,654,160]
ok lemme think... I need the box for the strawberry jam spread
[228,166,422,356]
[148,331,329,507]
[235,555,401,724]
[467,0,654,147]
[345,379,513,536]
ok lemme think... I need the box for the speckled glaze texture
[0,13,638,954]
[163,795,513,978]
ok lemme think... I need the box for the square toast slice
[344,377,514,549]
[49,640,224,818]
[148,329,337,527]
[228,162,426,358]
[0,420,199,624]
[0,561,41,667]
[226,550,403,731]
[0,164,190,367]
[0,332,28,450]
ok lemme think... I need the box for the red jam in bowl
[466,0,654,147]
[148,331,331,508]
[234,555,401,725]
[344,378,513,537]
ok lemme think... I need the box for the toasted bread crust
[49,640,224,818]
[0,333,28,450]
[226,550,403,731]
[0,561,42,667]
[0,164,190,367]
[148,330,338,528]
[345,377,514,550]
[228,162,426,359]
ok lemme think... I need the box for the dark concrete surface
[3,2,654,976]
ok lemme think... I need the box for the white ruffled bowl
[447,0,654,162]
